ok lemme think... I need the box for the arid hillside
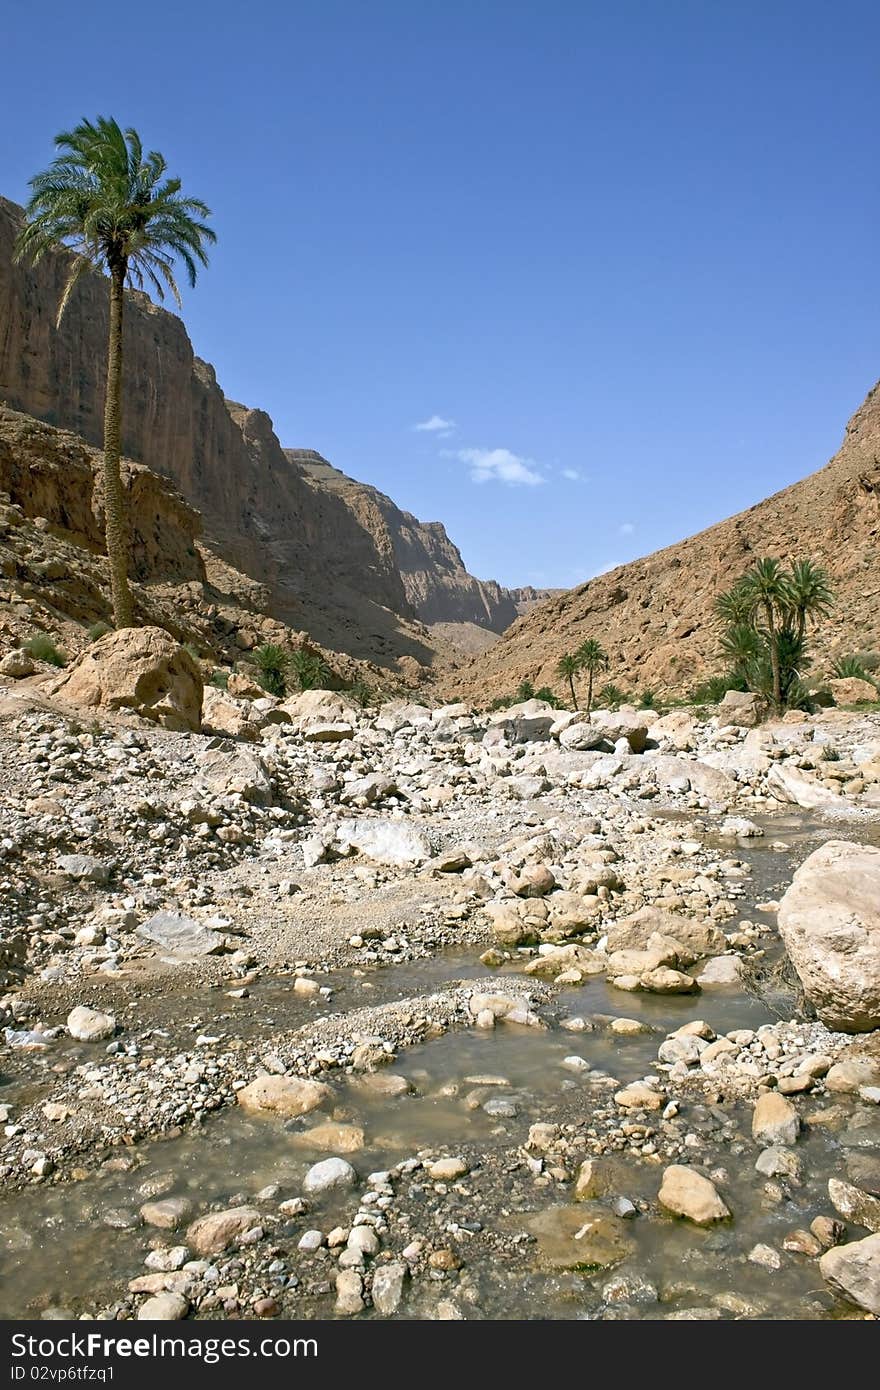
[452,382,880,702]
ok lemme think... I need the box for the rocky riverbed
[1,676,879,1321]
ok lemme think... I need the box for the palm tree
[740,558,791,708]
[575,638,609,720]
[14,117,215,628]
[556,653,581,709]
[786,558,834,644]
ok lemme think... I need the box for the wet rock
[574,1159,611,1200]
[302,1157,358,1196]
[828,1178,880,1233]
[752,1092,799,1147]
[777,841,880,1031]
[525,1205,635,1271]
[236,1075,331,1118]
[658,1165,730,1225]
[819,1233,880,1314]
[186,1205,263,1256]
[140,1197,194,1230]
[66,1006,115,1042]
[755,1147,802,1181]
[291,1122,365,1153]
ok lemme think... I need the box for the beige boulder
[186,1205,262,1256]
[658,1165,730,1224]
[777,840,880,1031]
[49,626,202,731]
[605,907,725,958]
[828,676,878,706]
[819,1233,880,1315]
[236,1075,331,1118]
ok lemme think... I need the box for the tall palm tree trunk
[586,670,594,720]
[765,602,781,708]
[103,263,134,628]
[568,674,578,710]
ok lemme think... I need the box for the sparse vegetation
[253,643,289,697]
[639,688,657,710]
[15,117,215,629]
[209,669,229,690]
[597,682,625,710]
[832,654,877,686]
[289,649,330,692]
[514,678,536,702]
[87,621,112,642]
[24,633,67,667]
[348,678,376,708]
[555,653,581,710]
[534,685,563,708]
[574,638,609,720]
[711,557,834,710]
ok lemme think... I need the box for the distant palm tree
[556,652,581,709]
[14,117,215,628]
[575,638,609,720]
[786,558,834,644]
[741,558,791,708]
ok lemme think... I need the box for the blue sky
[3,1,878,588]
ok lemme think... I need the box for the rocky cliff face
[0,195,521,670]
[0,406,203,584]
[453,383,880,702]
[286,449,521,631]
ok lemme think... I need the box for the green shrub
[289,648,330,692]
[24,633,67,667]
[534,685,563,708]
[514,679,536,702]
[831,655,876,684]
[597,682,625,709]
[690,672,745,704]
[181,641,201,662]
[639,688,657,710]
[820,744,840,761]
[253,643,289,697]
[348,678,375,708]
[210,668,229,690]
[87,621,112,642]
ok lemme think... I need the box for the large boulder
[137,912,225,959]
[487,699,557,743]
[777,840,880,1031]
[828,676,878,707]
[281,689,358,727]
[49,626,202,731]
[766,764,849,810]
[236,1075,331,1118]
[717,689,762,727]
[605,907,726,958]
[819,1233,880,1315]
[335,818,429,867]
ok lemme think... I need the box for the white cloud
[561,467,581,481]
[618,521,635,535]
[457,446,544,487]
[414,414,455,434]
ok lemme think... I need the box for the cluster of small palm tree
[713,558,834,709]
[252,645,331,697]
[555,639,609,717]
